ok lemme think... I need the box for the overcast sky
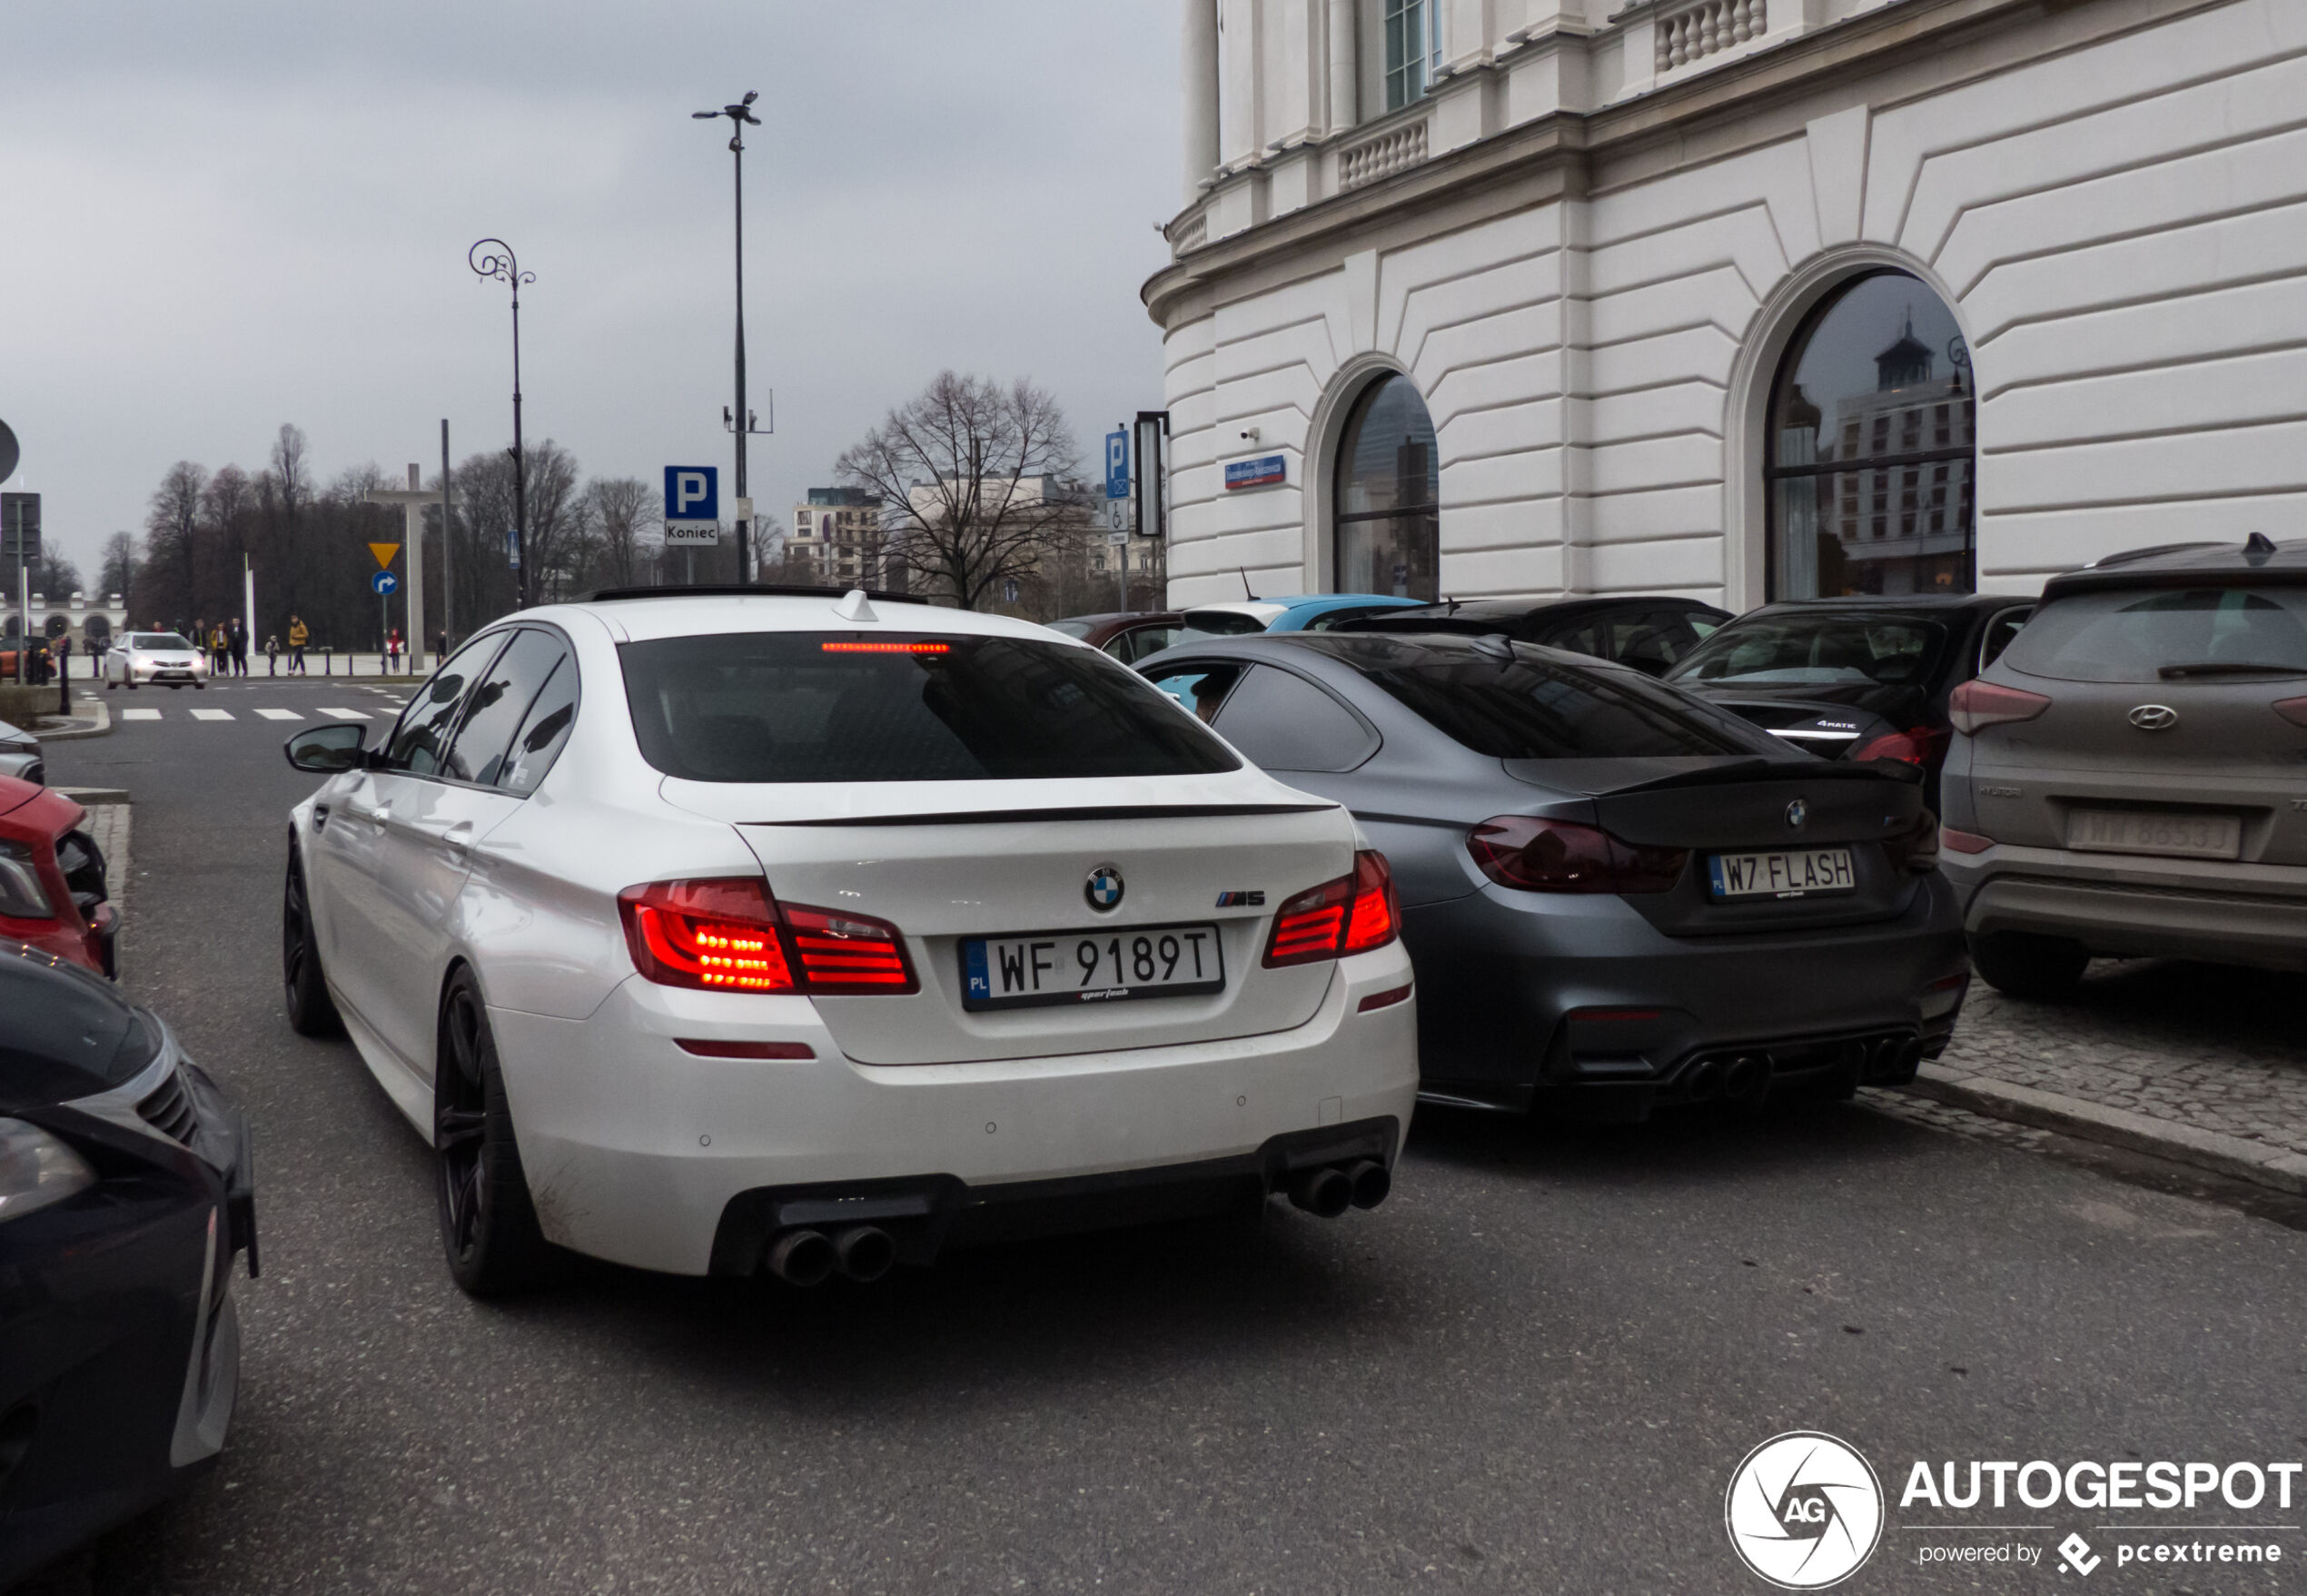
[0,1,1179,584]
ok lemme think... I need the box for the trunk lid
[1504,756,1931,936]
[1967,677,2307,869]
[663,774,1360,1065]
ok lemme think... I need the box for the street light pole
[694,92,763,584]
[469,238,535,607]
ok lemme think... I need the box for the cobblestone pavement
[1931,959,2307,1159]
[78,799,131,915]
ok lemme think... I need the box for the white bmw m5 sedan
[280,589,1417,1294]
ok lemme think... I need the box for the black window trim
[380,620,580,798]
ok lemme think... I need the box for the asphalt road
[38,684,2307,1594]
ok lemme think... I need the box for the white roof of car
[520,590,1074,647]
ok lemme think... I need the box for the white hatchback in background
[104,631,210,690]
[279,590,1418,1294]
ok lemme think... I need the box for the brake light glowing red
[1263,850,1399,967]
[1852,725,1950,767]
[818,640,951,654]
[617,880,918,995]
[1948,679,2051,736]
[618,878,796,992]
[1467,817,1687,895]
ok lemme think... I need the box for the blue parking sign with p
[665,465,718,522]
[1104,431,1129,500]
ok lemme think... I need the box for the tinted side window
[384,635,504,775]
[1146,663,1243,724]
[444,630,569,785]
[1978,606,2031,672]
[1111,625,1185,665]
[1209,665,1379,772]
[499,657,579,796]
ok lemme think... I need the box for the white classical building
[1145,0,2306,610]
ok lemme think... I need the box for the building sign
[1223,454,1287,491]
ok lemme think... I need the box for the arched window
[1767,271,1975,600]
[1333,373,1440,600]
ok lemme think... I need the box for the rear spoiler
[1502,756,1921,798]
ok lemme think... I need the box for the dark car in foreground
[1664,593,2033,802]
[1334,595,1732,676]
[0,944,255,1587]
[0,775,117,978]
[1139,632,1967,1119]
[1940,535,2307,996]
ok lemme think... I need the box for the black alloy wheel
[434,968,557,1295]
[282,850,342,1037]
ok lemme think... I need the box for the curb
[1896,1063,2307,1197]
[56,787,131,807]
[32,698,111,741]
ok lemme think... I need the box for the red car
[0,774,117,976]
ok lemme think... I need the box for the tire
[282,851,342,1037]
[1967,931,2089,1000]
[435,969,558,1295]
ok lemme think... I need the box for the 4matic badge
[1726,1432,1885,1589]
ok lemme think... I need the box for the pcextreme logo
[1726,1432,1886,1589]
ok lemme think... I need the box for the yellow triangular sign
[369,542,401,570]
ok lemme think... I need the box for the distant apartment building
[787,488,886,587]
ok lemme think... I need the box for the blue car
[1179,594,1423,638]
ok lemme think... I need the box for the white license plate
[2067,809,2242,860]
[1707,848,1856,899]
[962,923,1226,1011]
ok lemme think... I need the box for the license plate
[1707,848,1856,899]
[962,923,1226,1011]
[2067,809,2242,860]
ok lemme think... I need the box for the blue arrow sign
[372,570,400,596]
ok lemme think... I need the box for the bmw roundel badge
[1786,798,1809,830]
[1085,865,1124,911]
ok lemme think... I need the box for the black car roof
[1738,592,2022,614]
[2042,534,2307,599]
[1346,593,1728,620]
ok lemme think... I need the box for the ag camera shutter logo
[1725,1432,1885,1589]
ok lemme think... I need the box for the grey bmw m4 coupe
[1140,631,1969,1120]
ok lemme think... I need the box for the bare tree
[521,441,585,600]
[585,477,660,589]
[144,461,208,624]
[100,532,137,600]
[835,372,1083,610]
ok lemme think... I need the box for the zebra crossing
[116,706,374,723]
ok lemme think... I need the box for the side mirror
[284,724,370,774]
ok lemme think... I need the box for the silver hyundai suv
[1938,535,2307,996]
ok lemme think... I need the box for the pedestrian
[385,627,402,674]
[211,623,230,677]
[229,618,249,678]
[433,629,446,666]
[288,614,309,675]
[264,634,279,676]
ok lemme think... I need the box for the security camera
[1239,427,1261,443]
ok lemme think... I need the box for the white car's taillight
[617,877,918,995]
[1262,850,1399,967]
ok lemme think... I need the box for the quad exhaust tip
[767,1224,898,1285]
[1288,1160,1391,1218]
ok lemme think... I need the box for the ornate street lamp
[468,238,536,606]
[693,91,766,583]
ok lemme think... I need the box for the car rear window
[1668,614,1946,688]
[2001,587,2307,682]
[619,632,1241,783]
[1332,639,1763,759]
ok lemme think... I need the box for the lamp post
[468,238,535,607]
[693,91,765,584]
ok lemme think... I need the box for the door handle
[441,821,474,860]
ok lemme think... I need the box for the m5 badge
[1215,890,1265,907]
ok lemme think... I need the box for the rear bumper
[488,942,1419,1275]
[1948,850,2307,971]
[1404,875,1967,1114]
